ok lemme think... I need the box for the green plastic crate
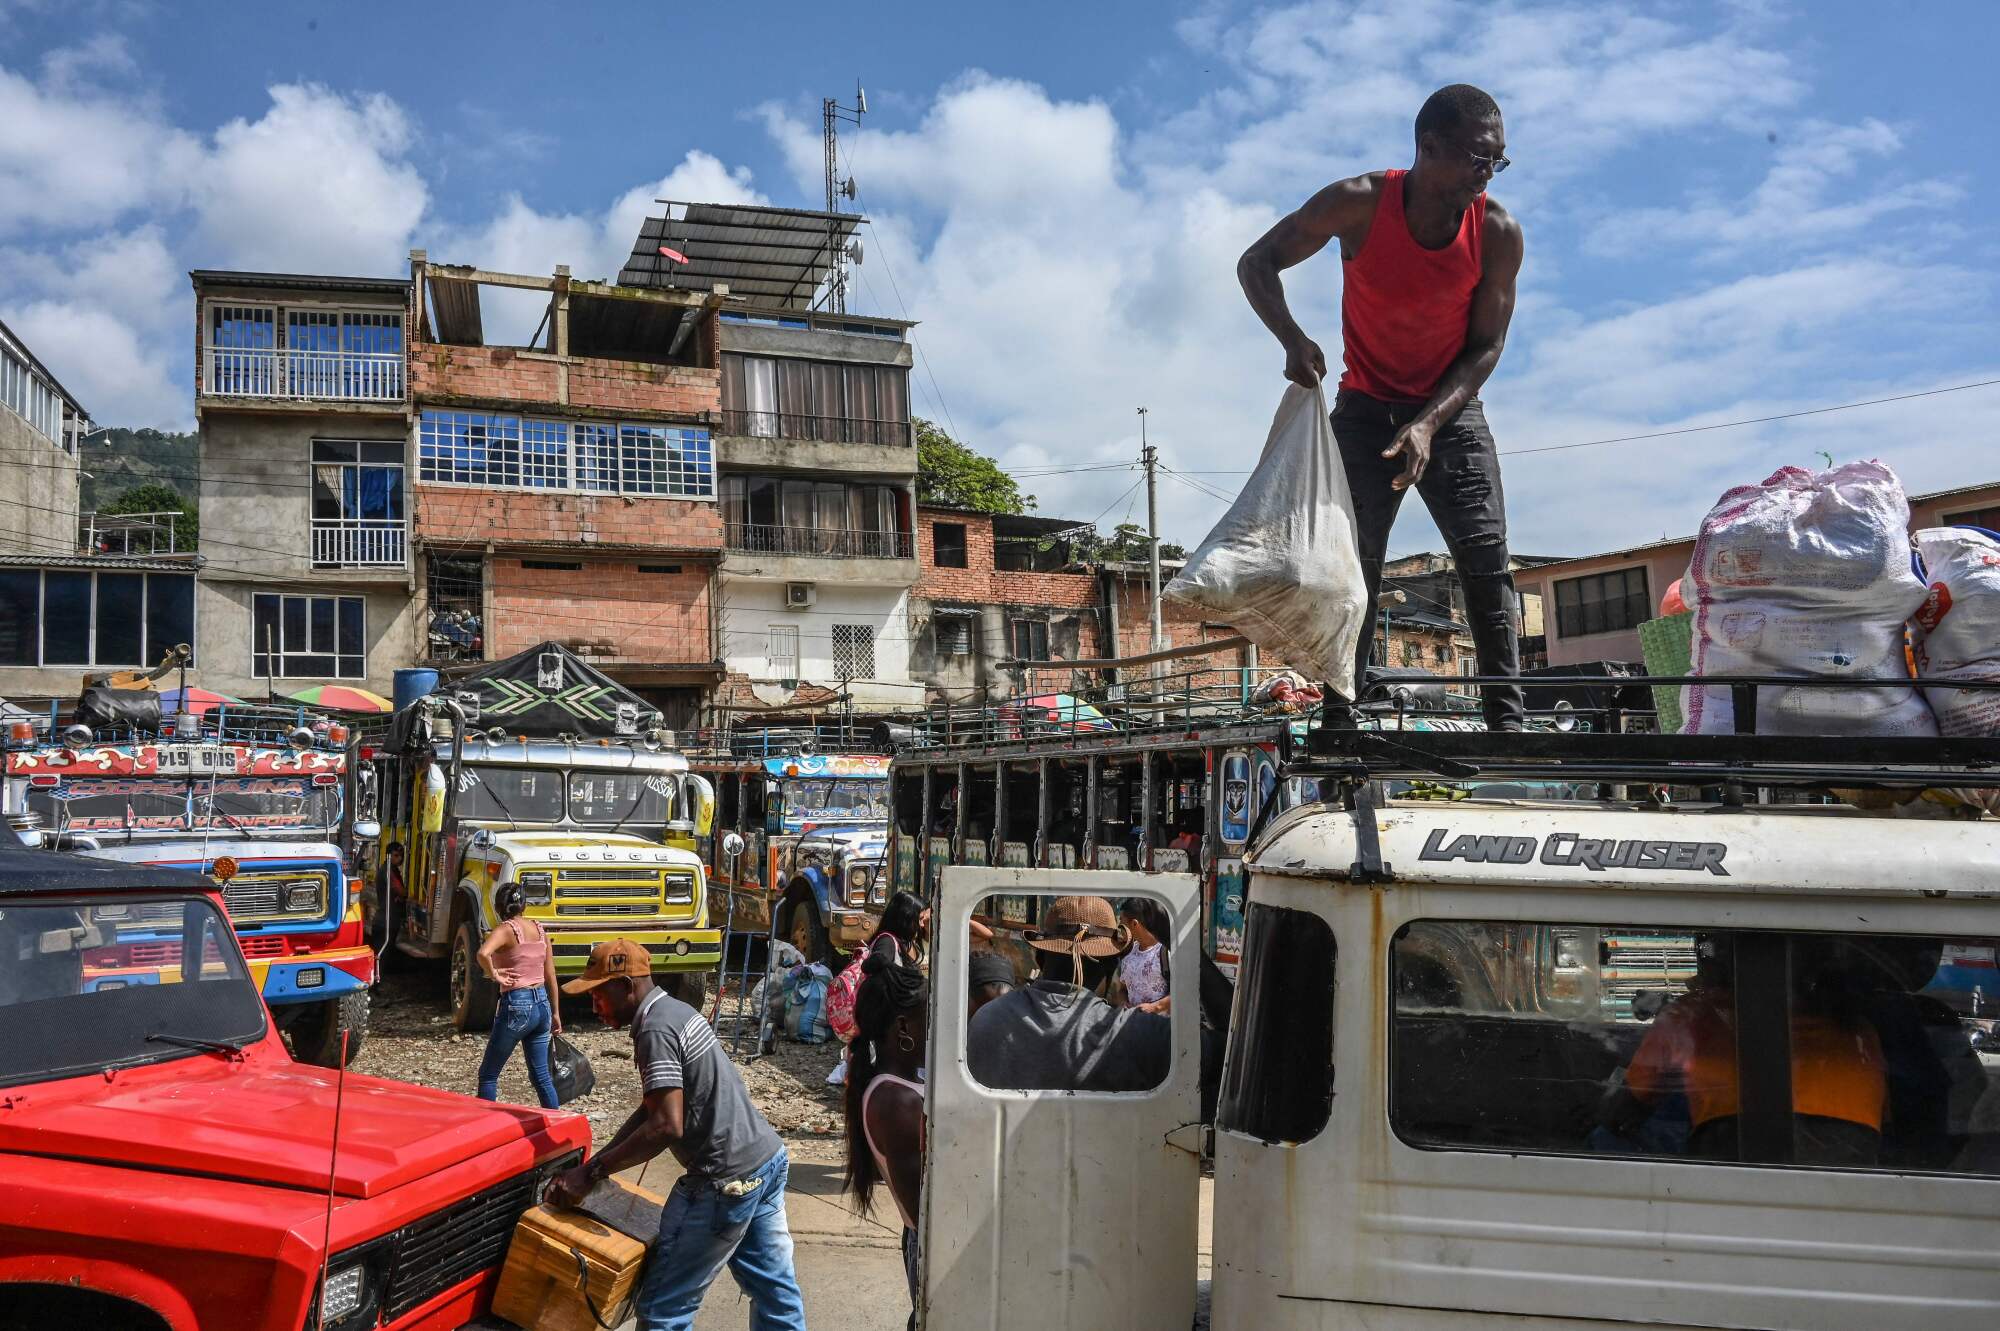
[1638,612,1694,733]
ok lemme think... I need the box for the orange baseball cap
[561,939,654,993]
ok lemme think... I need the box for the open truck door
[923,866,1204,1330]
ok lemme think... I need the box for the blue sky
[2,0,1995,558]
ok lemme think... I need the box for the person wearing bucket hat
[548,940,805,1331]
[966,896,1172,1095]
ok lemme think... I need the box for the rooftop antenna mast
[822,80,866,313]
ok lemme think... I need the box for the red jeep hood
[0,1059,565,1198]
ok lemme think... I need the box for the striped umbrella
[286,684,394,713]
[158,686,242,716]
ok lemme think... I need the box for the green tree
[99,482,198,551]
[1059,521,1188,565]
[914,418,1035,514]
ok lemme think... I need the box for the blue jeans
[476,987,559,1109]
[634,1146,806,1331]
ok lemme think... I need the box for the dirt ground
[351,961,849,1145]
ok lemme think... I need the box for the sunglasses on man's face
[1454,143,1511,174]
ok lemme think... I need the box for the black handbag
[548,1033,597,1105]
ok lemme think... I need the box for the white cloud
[0,59,199,232]
[192,84,427,276]
[10,296,184,428]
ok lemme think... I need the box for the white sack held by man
[1166,384,1370,698]
[1681,461,1936,737]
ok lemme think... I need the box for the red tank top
[1338,169,1486,402]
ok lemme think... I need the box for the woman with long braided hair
[844,950,928,1328]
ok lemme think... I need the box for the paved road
[491,1135,1216,1330]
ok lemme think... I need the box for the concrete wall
[195,577,420,700]
[201,409,408,578]
[717,579,917,700]
[718,322,913,369]
[0,409,80,556]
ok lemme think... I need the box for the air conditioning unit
[785,582,816,609]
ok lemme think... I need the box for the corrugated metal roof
[0,553,203,572]
[619,204,862,310]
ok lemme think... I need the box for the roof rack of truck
[1296,673,2000,793]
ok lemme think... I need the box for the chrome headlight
[320,1263,366,1322]
[518,870,553,905]
[284,879,325,913]
[846,863,872,904]
[664,872,695,904]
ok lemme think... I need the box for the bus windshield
[568,770,674,827]
[453,766,566,824]
[29,776,339,838]
[783,777,888,827]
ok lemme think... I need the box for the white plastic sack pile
[1912,525,2000,738]
[1165,384,1370,697]
[1682,461,1936,737]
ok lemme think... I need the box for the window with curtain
[721,354,910,445]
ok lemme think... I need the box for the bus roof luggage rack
[1301,672,2000,793]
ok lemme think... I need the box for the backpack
[827,936,901,1043]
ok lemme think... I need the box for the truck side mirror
[722,831,746,863]
[352,819,382,842]
[686,774,716,837]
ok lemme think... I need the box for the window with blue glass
[418,410,712,499]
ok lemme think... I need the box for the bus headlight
[663,873,695,904]
[846,864,872,904]
[518,871,553,905]
[284,880,325,913]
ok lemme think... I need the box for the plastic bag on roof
[1681,462,1936,737]
[1912,526,2000,736]
[1165,385,1369,697]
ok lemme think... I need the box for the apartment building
[406,252,726,728]
[618,204,923,722]
[1515,479,2000,668]
[0,314,93,559]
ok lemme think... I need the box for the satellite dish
[856,84,868,115]
[840,177,858,201]
[845,240,864,265]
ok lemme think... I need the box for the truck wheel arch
[0,1258,193,1331]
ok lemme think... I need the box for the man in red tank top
[1239,84,1526,728]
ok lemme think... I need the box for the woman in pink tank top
[473,882,562,1109]
[843,951,927,1329]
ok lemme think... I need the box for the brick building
[407,252,726,726]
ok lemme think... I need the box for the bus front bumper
[547,926,723,973]
[256,945,377,1004]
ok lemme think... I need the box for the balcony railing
[726,523,913,560]
[204,347,404,402]
[312,518,407,567]
[79,511,191,556]
[720,410,909,446]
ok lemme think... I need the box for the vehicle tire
[665,970,708,1009]
[451,920,498,1033]
[781,887,830,967]
[287,988,371,1068]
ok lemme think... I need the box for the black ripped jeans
[1332,389,1524,729]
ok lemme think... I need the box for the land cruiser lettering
[1421,828,1731,876]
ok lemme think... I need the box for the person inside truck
[965,949,1017,1022]
[1237,83,1526,730]
[1603,933,1890,1166]
[549,939,806,1331]
[844,950,928,1331]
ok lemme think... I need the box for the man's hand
[546,1163,593,1211]
[1383,417,1435,490]
[1283,335,1327,389]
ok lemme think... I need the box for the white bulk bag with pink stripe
[1681,462,1936,737]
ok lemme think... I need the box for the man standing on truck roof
[549,939,806,1331]
[1239,83,1527,730]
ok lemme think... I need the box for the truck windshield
[454,766,566,824]
[784,778,888,825]
[29,777,339,837]
[0,896,266,1088]
[568,771,674,826]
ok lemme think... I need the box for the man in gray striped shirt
[549,940,803,1330]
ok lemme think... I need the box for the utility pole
[1139,407,1165,666]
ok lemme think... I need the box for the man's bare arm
[1237,176,1378,387]
[1382,202,1524,489]
[549,1089,684,1207]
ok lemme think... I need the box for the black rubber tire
[781,887,831,967]
[665,970,709,1009]
[286,988,371,1067]
[451,919,498,1033]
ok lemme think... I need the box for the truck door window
[1391,922,2000,1175]
[1218,902,1336,1144]
[963,894,1172,1095]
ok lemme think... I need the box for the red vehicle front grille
[127,942,178,966]
[239,936,289,958]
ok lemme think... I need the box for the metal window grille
[832,624,875,679]
[519,418,570,488]
[619,424,715,498]
[1011,619,1050,661]
[767,624,800,677]
[420,410,522,487]
[575,422,620,492]
[938,616,973,657]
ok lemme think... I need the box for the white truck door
[922,866,1204,1331]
